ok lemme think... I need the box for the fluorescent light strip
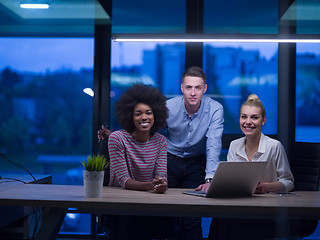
[20,4,49,9]
[113,38,320,43]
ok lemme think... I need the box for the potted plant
[82,154,108,198]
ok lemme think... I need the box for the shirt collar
[257,133,267,153]
[182,96,205,119]
[236,133,266,159]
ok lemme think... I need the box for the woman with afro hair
[108,84,169,193]
[105,84,179,239]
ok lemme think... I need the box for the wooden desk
[0,174,52,192]
[0,175,52,239]
[0,184,319,240]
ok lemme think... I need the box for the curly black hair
[115,84,168,135]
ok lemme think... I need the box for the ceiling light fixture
[112,34,320,43]
[20,4,49,9]
[114,38,320,43]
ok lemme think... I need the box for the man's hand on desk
[195,183,210,192]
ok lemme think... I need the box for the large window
[0,38,94,186]
[0,37,94,234]
[110,42,279,136]
[110,41,186,130]
[296,43,320,143]
[203,43,278,135]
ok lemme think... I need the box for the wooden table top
[0,174,52,192]
[0,184,319,219]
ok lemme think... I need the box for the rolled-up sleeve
[275,143,294,192]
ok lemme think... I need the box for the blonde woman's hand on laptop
[195,183,210,191]
[254,182,268,194]
[255,181,287,194]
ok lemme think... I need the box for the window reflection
[296,43,320,143]
[110,42,278,135]
[203,42,278,134]
[110,42,186,130]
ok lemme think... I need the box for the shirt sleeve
[205,104,224,179]
[108,133,131,188]
[274,142,294,192]
[154,135,168,180]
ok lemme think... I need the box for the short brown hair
[182,66,206,84]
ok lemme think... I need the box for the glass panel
[110,42,186,130]
[0,1,99,36]
[296,43,320,143]
[0,37,94,185]
[281,0,320,35]
[112,0,186,33]
[203,42,278,134]
[203,0,278,34]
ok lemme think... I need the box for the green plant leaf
[81,154,109,171]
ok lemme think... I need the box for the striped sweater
[108,130,167,188]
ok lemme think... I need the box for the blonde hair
[241,94,266,118]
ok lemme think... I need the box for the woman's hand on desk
[255,182,269,194]
[255,181,286,194]
[195,183,210,192]
[152,176,168,194]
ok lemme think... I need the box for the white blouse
[227,133,294,192]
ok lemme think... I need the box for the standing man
[165,66,224,240]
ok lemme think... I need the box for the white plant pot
[83,170,104,198]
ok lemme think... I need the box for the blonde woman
[228,94,294,193]
[209,94,294,240]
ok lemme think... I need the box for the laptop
[183,161,267,197]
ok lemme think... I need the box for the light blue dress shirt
[165,95,224,179]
